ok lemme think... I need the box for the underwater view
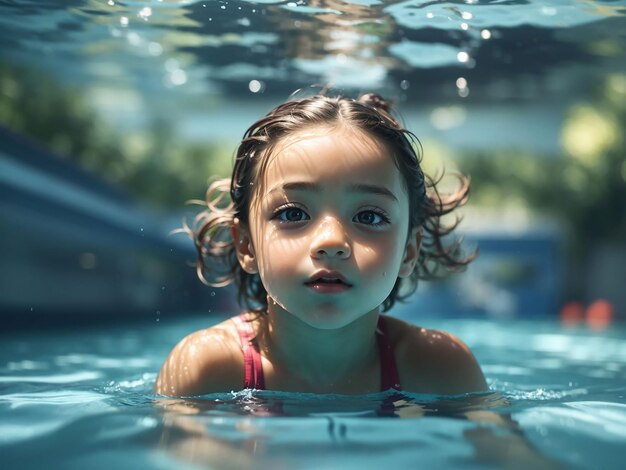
[1,0,626,469]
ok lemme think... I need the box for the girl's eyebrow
[268,182,398,202]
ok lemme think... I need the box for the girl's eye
[273,205,309,223]
[272,205,389,226]
[354,210,390,227]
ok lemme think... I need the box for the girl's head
[190,93,474,320]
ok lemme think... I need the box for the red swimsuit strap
[232,313,401,392]
[232,313,265,390]
[377,315,402,391]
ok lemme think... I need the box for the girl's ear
[230,217,258,274]
[398,227,422,278]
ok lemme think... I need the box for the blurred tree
[458,74,626,298]
[0,65,233,209]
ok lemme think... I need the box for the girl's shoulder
[154,314,249,396]
[383,316,488,394]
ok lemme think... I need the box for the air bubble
[249,79,264,93]
[138,7,152,20]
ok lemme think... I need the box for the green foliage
[458,74,626,259]
[2,63,624,262]
[0,65,234,209]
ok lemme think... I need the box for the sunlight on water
[518,402,626,441]
[1,0,626,468]
[2,0,624,109]
[0,371,103,383]
[0,390,113,444]
[1,315,624,468]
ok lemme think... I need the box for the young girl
[155,92,488,396]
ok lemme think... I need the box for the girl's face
[233,125,420,329]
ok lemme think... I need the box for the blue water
[1,313,625,469]
[1,1,626,468]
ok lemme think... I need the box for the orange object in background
[586,299,614,330]
[560,301,585,326]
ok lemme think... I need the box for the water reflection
[3,0,621,101]
[153,391,566,469]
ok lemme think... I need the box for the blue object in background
[0,126,233,328]
[405,232,563,319]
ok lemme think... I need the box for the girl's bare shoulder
[383,316,488,395]
[154,315,248,397]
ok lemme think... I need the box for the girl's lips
[306,282,352,294]
[305,269,351,285]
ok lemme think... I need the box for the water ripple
[0,371,102,383]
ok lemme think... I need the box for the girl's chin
[291,310,375,330]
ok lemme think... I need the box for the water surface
[1,314,624,469]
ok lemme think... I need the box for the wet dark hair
[185,93,475,314]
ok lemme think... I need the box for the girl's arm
[397,325,489,395]
[398,325,561,466]
[155,327,242,396]
[462,407,564,470]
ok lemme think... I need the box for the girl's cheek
[360,235,404,268]
[260,237,302,271]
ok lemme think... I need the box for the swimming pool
[1,313,624,469]
[1,1,625,467]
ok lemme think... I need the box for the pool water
[1,313,624,469]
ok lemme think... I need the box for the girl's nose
[310,217,352,259]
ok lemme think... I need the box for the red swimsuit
[231,313,402,391]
